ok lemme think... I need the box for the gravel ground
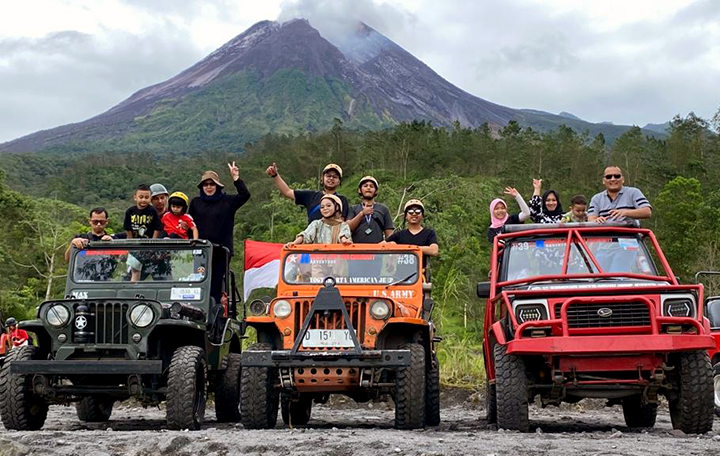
[0,389,718,456]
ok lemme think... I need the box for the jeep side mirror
[477,282,491,299]
[707,298,720,329]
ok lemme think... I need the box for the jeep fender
[147,320,207,362]
[491,321,507,346]
[244,317,282,349]
[377,319,431,352]
[17,319,51,355]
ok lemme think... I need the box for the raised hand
[504,187,518,197]
[266,162,278,177]
[532,178,542,191]
[228,161,240,181]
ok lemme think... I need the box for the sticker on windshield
[193,250,203,255]
[300,253,311,264]
[618,238,639,251]
[170,287,202,301]
[535,240,545,248]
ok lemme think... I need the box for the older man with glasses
[587,166,653,223]
[64,207,127,262]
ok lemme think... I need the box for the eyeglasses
[325,174,340,180]
[90,219,108,225]
[406,209,423,215]
[604,174,622,180]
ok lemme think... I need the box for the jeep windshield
[73,247,208,283]
[503,234,658,283]
[283,252,419,285]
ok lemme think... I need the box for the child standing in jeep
[124,184,161,239]
[162,192,198,240]
[286,194,352,246]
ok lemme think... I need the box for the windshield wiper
[385,271,418,289]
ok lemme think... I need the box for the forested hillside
[0,111,718,384]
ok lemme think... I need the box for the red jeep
[480,222,715,433]
[694,272,720,417]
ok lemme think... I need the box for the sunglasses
[406,209,423,215]
[90,219,108,225]
[604,174,622,180]
[202,182,216,187]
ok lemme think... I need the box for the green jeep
[0,239,244,430]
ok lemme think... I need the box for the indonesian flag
[243,240,283,301]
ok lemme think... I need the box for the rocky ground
[0,389,718,456]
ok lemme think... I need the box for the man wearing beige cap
[266,162,349,223]
[347,176,394,243]
[189,162,250,299]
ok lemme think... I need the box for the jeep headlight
[370,300,391,320]
[45,304,70,327]
[273,300,292,319]
[664,298,694,318]
[130,304,154,328]
[513,300,549,324]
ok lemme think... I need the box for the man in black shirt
[347,176,395,243]
[266,162,349,223]
[386,199,439,270]
[65,207,127,262]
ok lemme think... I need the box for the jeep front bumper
[10,360,163,375]
[242,349,411,368]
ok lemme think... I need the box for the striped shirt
[587,186,652,220]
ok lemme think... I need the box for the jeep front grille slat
[295,300,366,350]
[554,302,651,328]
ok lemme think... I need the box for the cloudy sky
[1,0,718,142]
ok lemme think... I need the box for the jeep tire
[668,350,713,434]
[494,344,529,432]
[621,395,657,428]
[215,353,242,422]
[0,346,49,430]
[394,343,426,429]
[425,351,440,426]
[76,396,114,422]
[166,346,207,430]
[281,393,312,426]
[240,343,279,429]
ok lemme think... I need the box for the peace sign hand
[228,161,239,181]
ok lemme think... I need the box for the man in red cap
[266,162,349,223]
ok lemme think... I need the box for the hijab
[199,188,224,202]
[489,198,508,229]
[320,196,343,242]
[542,190,564,218]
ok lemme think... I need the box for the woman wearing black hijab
[528,178,564,223]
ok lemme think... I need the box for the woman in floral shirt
[528,178,564,224]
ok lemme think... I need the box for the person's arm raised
[266,162,295,201]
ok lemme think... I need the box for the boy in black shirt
[266,162,349,223]
[386,199,439,270]
[124,184,161,239]
[347,176,395,243]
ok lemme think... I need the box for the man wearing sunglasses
[64,207,126,261]
[587,166,652,223]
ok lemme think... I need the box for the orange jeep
[241,243,439,429]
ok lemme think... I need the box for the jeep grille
[554,301,651,328]
[294,300,367,350]
[73,302,130,344]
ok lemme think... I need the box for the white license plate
[302,329,355,348]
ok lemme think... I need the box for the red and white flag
[243,240,284,301]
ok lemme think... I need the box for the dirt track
[0,389,718,456]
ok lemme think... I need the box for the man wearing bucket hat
[266,162,349,223]
[385,199,439,270]
[347,176,394,243]
[161,192,198,240]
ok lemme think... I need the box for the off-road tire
[494,344,529,432]
[713,363,720,418]
[0,346,49,430]
[486,381,497,424]
[240,343,279,429]
[281,393,312,426]
[166,346,207,430]
[215,353,242,422]
[425,351,441,426]
[394,343,426,429]
[621,395,657,428]
[75,396,114,422]
[668,351,713,434]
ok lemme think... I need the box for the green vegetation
[0,110,718,385]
